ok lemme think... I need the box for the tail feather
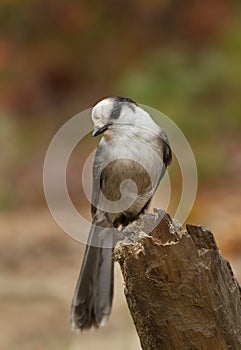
[70,224,114,330]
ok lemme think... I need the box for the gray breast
[101,158,152,202]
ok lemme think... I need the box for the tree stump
[114,209,241,350]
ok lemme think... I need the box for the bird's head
[91,96,138,138]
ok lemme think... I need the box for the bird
[70,96,172,331]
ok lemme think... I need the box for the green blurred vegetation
[0,0,241,209]
[119,28,241,179]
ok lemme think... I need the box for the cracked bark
[114,209,241,350]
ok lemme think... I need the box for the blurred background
[0,0,241,349]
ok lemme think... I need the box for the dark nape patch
[115,96,137,105]
[110,103,122,119]
[110,96,137,119]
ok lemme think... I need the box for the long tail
[70,224,114,330]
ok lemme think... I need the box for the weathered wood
[114,209,241,350]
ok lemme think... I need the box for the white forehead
[92,98,114,119]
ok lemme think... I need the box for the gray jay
[71,96,172,330]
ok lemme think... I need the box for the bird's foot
[114,230,126,241]
[104,212,135,242]
[120,229,136,243]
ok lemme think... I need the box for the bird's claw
[114,230,126,241]
[115,230,135,243]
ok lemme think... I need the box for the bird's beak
[92,123,112,137]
